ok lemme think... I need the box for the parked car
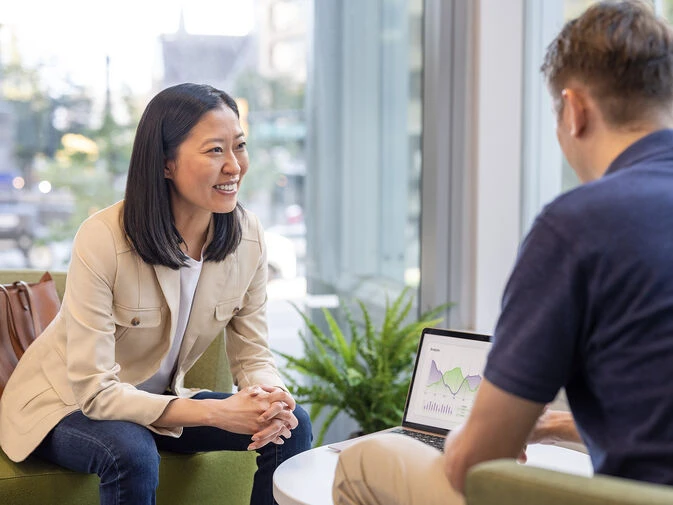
[0,201,36,257]
[266,222,306,261]
[264,230,297,280]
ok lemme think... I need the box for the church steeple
[178,9,187,35]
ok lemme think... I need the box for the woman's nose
[222,151,241,174]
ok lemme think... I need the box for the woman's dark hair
[541,0,673,126]
[123,83,243,269]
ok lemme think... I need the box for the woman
[0,83,312,505]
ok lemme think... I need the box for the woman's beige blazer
[0,201,285,462]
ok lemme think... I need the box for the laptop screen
[402,328,491,435]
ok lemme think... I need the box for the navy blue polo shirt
[484,129,673,484]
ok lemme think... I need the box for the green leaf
[315,407,342,447]
[278,290,451,440]
[323,308,353,365]
[345,367,364,387]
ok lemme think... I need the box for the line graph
[405,333,490,429]
[426,360,482,397]
[421,360,483,418]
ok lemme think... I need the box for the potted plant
[275,288,450,445]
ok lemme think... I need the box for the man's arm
[443,379,545,493]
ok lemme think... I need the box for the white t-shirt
[137,255,203,394]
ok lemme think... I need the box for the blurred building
[158,12,255,91]
[250,0,309,226]
[0,30,18,190]
[0,99,14,187]
[255,0,309,82]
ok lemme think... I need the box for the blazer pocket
[13,384,58,434]
[112,304,162,342]
[41,350,77,406]
[215,298,243,323]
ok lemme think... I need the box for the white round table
[272,443,593,505]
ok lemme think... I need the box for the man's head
[541,0,673,180]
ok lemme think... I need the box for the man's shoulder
[535,183,600,236]
[546,161,673,213]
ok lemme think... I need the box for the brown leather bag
[0,272,61,397]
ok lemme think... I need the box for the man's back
[486,129,673,484]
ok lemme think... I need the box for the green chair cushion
[0,447,257,505]
[0,449,98,505]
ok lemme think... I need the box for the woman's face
[164,104,248,220]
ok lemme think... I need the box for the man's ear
[561,88,587,137]
[164,160,175,180]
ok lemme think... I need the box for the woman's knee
[100,422,160,483]
[291,404,313,449]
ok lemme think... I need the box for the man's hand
[443,380,544,494]
[527,409,580,445]
[518,408,581,462]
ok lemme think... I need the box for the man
[333,1,673,503]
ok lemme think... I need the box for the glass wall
[306,0,423,310]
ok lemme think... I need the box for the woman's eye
[237,141,247,150]
[210,146,223,153]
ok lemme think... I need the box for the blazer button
[233,307,240,314]
[131,317,140,326]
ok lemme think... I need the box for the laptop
[328,327,491,452]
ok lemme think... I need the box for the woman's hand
[247,385,299,450]
[155,384,299,450]
[209,385,298,450]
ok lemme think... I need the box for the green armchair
[0,270,257,505]
[465,459,673,505]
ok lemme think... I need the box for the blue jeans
[32,392,312,505]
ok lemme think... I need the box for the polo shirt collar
[605,128,673,176]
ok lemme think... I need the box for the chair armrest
[465,460,673,505]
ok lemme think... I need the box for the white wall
[472,0,525,333]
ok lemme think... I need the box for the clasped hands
[229,384,299,451]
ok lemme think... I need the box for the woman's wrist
[155,397,217,428]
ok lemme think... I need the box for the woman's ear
[164,160,175,180]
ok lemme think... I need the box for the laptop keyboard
[390,428,445,452]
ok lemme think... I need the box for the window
[523,0,667,230]
[306,0,423,307]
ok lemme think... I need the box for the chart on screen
[406,333,490,429]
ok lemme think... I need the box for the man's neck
[586,119,673,181]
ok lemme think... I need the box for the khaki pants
[332,433,465,505]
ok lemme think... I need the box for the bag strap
[0,284,20,349]
[16,281,42,337]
